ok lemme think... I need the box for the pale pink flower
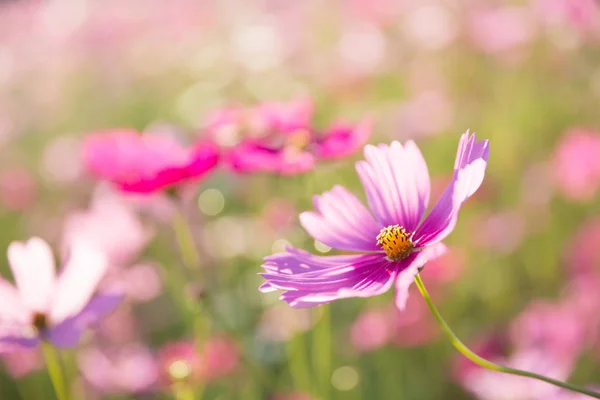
[0,237,120,349]
[61,191,152,266]
[79,344,158,396]
[552,128,600,201]
[467,6,535,56]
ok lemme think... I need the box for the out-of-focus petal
[83,131,219,193]
[0,278,26,322]
[7,237,56,314]
[227,142,315,175]
[414,131,490,246]
[314,117,372,159]
[48,292,122,348]
[356,140,431,232]
[261,251,397,308]
[50,242,108,323]
[299,185,381,252]
[394,243,448,310]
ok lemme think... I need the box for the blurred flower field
[0,0,600,399]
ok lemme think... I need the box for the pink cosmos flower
[552,128,600,201]
[204,99,372,175]
[83,129,219,193]
[260,131,489,309]
[0,237,121,349]
[1,346,42,378]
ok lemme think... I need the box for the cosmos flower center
[32,312,49,334]
[376,225,414,261]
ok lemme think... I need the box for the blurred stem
[312,306,331,399]
[172,207,201,271]
[173,384,197,400]
[289,333,312,393]
[414,274,600,399]
[41,341,70,400]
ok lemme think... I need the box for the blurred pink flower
[350,307,391,352]
[82,130,219,193]
[0,237,121,349]
[79,344,158,396]
[199,336,239,382]
[552,128,600,201]
[1,346,42,379]
[467,6,535,56]
[0,168,37,211]
[534,0,600,34]
[470,211,527,254]
[258,305,316,342]
[397,90,453,139]
[350,292,439,353]
[204,99,372,175]
[157,336,239,385]
[456,300,587,400]
[117,263,163,303]
[61,191,152,266]
[565,216,600,275]
[157,340,203,385]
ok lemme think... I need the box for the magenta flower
[260,131,489,309]
[83,129,219,194]
[0,237,121,349]
[204,99,372,175]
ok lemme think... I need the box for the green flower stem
[41,341,70,400]
[313,305,332,399]
[172,207,201,272]
[289,333,312,393]
[413,274,600,399]
[170,208,207,343]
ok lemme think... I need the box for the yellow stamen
[376,225,414,261]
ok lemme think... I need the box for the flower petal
[48,292,122,348]
[414,131,490,246]
[395,243,448,310]
[356,140,431,232]
[260,249,397,308]
[7,237,57,314]
[314,117,372,160]
[50,242,108,324]
[0,278,26,322]
[227,142,315,175]
[299,185,382,252]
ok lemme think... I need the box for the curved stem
[413,274,600,399]
[41,341,70,400]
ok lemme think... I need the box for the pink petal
[356,140,431,232]
[50,242,108,324]
[0,278,26,322]
[394,243,448,310]
[414,131,490,246]
[7,237,56,314]
[261,250,397,308]
[314,117,372,160]
[299,185,381,252]
[227,142,315,175]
